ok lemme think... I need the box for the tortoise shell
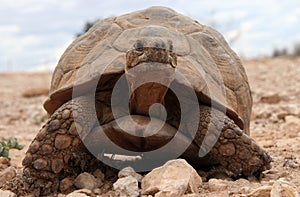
[44,6,252,134]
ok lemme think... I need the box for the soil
[0,57,299,196]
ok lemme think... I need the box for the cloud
[0,0,299,71]
[0,24,20,34]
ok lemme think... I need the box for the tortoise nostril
[135,40,144,51]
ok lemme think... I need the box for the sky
[0,0,299,72]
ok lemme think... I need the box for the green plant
[0,138,24,159]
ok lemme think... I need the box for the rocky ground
[0,57,299,196]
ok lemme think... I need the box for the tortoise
[22,6,272,195]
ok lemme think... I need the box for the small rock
[234,178,250,185]
[0,157,10,170]
[118,166,143,182]
[0,167,16,186]
[277,112,288,120]
[155,191,198,197]
[181,194,198,197]
[260,140,275,148]
[0,157,10,165]
[93,169,105,181]
[93,188,102,195]
[101,182,115,194]
[247,185,272,197]
[202,191,230,197]
[208,178,228,192]
[285,115,300,124]
[283,158,300,168]
[60,177,74,192]
[239,186,251,194]
[102,191,117,196]
[271,179,299,197]
[66,189,91,197]
[260,94,283,104]
[280,115,300,136]
[141,159,201,196]
[154,191,180,196]
[74,172,101,190]
[113,176,139,197]
[0,190,17,197]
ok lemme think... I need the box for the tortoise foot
[192,106,272,178]
[22,96,101,196]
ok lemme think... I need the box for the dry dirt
[0,57,299,196]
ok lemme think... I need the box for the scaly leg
[22,95,110,196]
[188,105,272,177]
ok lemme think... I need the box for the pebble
[0,190,17,197]
[247,185,272,197]
[0,167,16,186]
[60,177,74,192]
[118,166,143,182]
[141,159,201,196]
[0,157,10,165]
[74,172,102,190]
[260,94,283,104]
[0,157,10,170]
[113,176,139,197]
[271,179,300,197]
[208,178,228,192]
[93,169,105,181]
[66,189,91,197]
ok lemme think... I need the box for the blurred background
[0,0,299,72]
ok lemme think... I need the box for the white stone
[113,176,139,197]
[208,178,228,192]
[118,166,143,182]
[0,190,17,197]
[141,159,202,196]
[247,185,272,197]
[0,167,16,186]
[66,189,92,197]
[271,179,299,197]
[66,193,88,197]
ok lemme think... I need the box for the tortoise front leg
[189,105,272,177]
[22,95,102,196]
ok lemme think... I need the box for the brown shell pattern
[44,6,252,134]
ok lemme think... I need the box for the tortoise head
[124,35,178,118]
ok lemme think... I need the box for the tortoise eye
[135,40,143,51]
